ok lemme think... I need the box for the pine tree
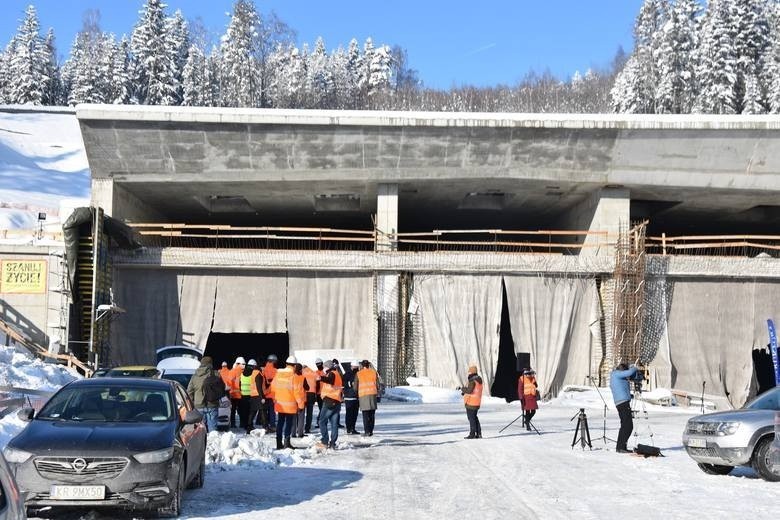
[41,29,62,105]
[107,36,132,104]
[732,0,771,112]
[166,10,190,104]
[182,43,207,106]
[695,0,739,113]
[131,0,178,105]
[764,3,780,112]
[7,5,49,104]
[367,43,393,107]
[0,48,8,104]
[305,37,333,108]
[218,0,262,107]
[610,0,669,112]
[655,0,699,113]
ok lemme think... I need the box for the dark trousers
[345,399,359,432]
[315,395,323,426]
[263,399,276,430]
[524,409,536,428]
[466,407,481,436]
[616,400,633,450]
[256,399,268,428]
[238,396,251,429]
[361,409,376,435]
[304,393,316,432]
[246,396,262,432]
[276,412,295,443]
[230,397,241,427]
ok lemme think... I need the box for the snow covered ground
[0,346,776,520]
[0,107,90,232]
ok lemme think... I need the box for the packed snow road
[28,397,776,520]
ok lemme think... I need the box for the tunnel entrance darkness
[203,332,289,369]
[491,282,520,401]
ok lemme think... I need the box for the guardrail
[646,234,780,256]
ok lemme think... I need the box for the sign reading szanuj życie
[0,260,47,294]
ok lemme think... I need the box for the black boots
[276,438,284,450]
[284,437,296,450]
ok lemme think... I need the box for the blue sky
[0,1,643,89]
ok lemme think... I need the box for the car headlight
[3,447,32,464]
[133,447,174,464]
[715,422,739,436]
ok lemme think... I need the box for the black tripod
[571,408,592,450]
[499,405,541,435]
[588,376,615,446]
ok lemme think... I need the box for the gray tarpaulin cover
[503,276,599,398]
[413,275,503,393]
[647,278,780,407]
[111,269,372,365]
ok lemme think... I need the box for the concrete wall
[0,245,68,350]
[92,178,165,222]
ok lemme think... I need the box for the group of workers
[215,355,380,450]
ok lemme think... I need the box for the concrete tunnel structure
[75,105,780,407]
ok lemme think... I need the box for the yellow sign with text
[1,260,47,294]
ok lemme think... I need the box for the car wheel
[158,461,184,518]
[188,450,205,489]
[696,462,734,475]
[752,436,780,482]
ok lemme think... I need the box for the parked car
[156,346,230,431]
[682,386,780,481]
[104,366,162,378]
[3,378,206,518]
[0,450,25,520]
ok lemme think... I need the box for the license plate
[688,437,707,448]
[50,485,106,500]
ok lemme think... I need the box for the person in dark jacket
[187,356,223,432]
[343,361,360,434]
[461,365,483,439]
[610,361,640,453]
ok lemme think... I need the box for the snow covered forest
[2,0,780,113]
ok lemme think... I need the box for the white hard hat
[235,357,246,365]
[248,359,257,366]
[286,355,298,364]
[315,357,323,364]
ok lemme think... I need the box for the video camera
[630,368,645,393]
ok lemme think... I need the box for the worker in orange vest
[518,368,539,431]
[262,354,278,432]
[219,361,230,384]
[228,357,246,428]
[461,365,483,439]
[302,363,318,433]
[270,355,302,450]
[355,359,379,436]
[292,363,307,438]
[317,359,343,449]
[314,358,326,426]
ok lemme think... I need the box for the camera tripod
[588,376,615,446]
[498,407,541,435]
[571,408,592,450]
[631,385,654,446]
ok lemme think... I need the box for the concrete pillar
[91,179,164,222]
[376,183,399,251]
[566,187,630,256]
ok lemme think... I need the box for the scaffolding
[608,221,649,373]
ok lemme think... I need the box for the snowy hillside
[0,107,90,231]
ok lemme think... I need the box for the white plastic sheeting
[503,276,599,398]
[212,272,286,334]
[648,278,780,407]
[413,275,503,393]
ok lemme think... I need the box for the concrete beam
[376,184,398,251]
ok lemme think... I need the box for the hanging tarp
[412,274,503,392]
[503,276,599,398]
[211,272,287,334]
[286,272,374,359]
[177,272,218,350]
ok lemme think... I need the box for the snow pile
[0,344,78,391]
[0,109,90,231]
[385,384,507,405]
[205,430,319,469]
[0,413,26,450]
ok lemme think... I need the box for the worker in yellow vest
[461,365,483,439]
[239,359,262,434]
[270,356,302,450]
[317,359,343,449]
[355,360,379,436]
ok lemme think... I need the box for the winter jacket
[343,369,358,400]
[461,373,483,410]
[610,365,638,405]
[187,363,219,409]
[518,375,539,410]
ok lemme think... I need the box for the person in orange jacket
[355,360,379,436]
[302,363,318,433]
[292,363,307,438]
[461,365,483,439]
[270,356,302,450]
[518,368,539,431]
[263,354,278,431]
[228,357,246,428]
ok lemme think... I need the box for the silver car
[682,386,780,481]
[0,450,26,520]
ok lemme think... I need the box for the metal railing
[646,234,780,257]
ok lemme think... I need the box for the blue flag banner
[769,319,780,387]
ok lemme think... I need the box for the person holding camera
[610,360,641,454]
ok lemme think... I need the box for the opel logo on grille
[72,458,88,472]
